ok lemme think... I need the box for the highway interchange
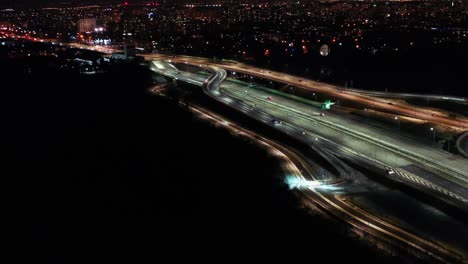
[148,56,468,263]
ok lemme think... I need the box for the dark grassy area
[2,57,405,263]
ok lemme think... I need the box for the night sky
[0,0,122,8]
[2,0,468,8]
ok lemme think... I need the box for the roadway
[217,77,468,196]
[151,66,467,262]
[344,89,466,104]
[143,54,468,130]
[346,89,467,103]
[152,62,468,202]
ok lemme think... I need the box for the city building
[78,18,97,33]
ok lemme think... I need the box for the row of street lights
[394,116,436,145]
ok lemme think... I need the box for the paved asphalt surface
[152,61,468,201]
[150,60,468,261]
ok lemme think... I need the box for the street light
[394,116,400,132]
[430,127,436,145]
[364,108,369,121]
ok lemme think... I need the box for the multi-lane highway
[144,54,468,130]
[151,61,468,194]
[149,57,468,206]
[152,62,468,260]
[151,59,468,187]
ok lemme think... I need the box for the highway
[151,61,468,202]
[152,73,467,263]
[143,54,468,130]
[344,89,466,103]
[216,77,468,195]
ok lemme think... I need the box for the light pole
[430,127,436,146]
[395,116,400,133]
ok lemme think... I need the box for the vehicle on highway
[319,113,325,116]
[431,113,437,117]
[386,169,395,175]
[299,79,303,82]
[388,102,394,105]
[272,120,283,125]
[222,59,238,64]
[267,96,273,100]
